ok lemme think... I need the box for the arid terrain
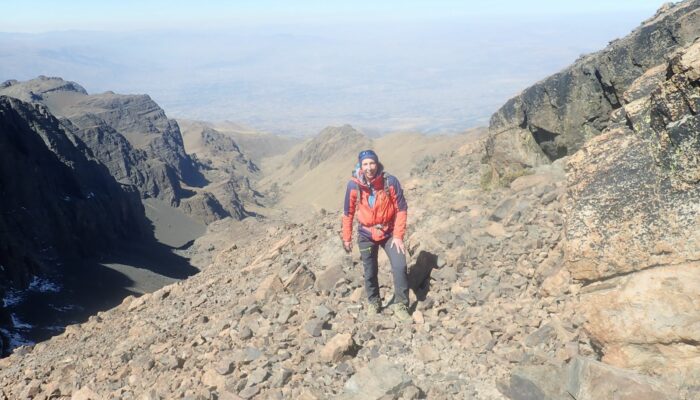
[0,1,699,399]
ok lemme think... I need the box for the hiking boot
[366,301,381,317]
[391,303,411,322]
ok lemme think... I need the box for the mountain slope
[1,2,698,399]
[177,119,300,165]
[259,124,484,217]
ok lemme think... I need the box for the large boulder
[581,264,700,386]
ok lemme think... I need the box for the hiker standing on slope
[342,150,411,321]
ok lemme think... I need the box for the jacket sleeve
[391,177,408,240]
[342,181,358,242]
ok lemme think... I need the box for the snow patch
[44,325,65,333]
[10,314,33,330]
[28,276,61,293]
[49,304,82,312]
[2,289,23,308]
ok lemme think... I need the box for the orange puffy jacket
[342,171,407,242]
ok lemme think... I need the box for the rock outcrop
[0,96,148,354]
[562,39,700,387]
[485,1,700,178]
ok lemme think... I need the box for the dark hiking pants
[358,236,409,307]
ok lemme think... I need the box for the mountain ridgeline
[0,77,255,221]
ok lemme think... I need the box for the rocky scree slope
[0,134,572,399]
[2,5,699,398]
[0,77,248,224]
[0,96,149,356]
[0,117,693,398]
[485,1,700,179]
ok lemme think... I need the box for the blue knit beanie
[358,149,379,163]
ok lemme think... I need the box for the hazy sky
[3,0,671,32]
[0,1,675,135]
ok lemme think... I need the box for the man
[342,149,411,321]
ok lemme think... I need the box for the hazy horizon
[0,1,672,136]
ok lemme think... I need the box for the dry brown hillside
[259,124,486,219]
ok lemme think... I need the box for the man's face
[361,158,378,180]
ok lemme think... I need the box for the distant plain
[0,12,654,136]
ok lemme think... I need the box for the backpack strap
[383,173,391,198]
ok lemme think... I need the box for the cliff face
[0,96,149,354]
[485,1,700,178]
[0,77,207,208]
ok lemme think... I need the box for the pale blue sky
[3,0,672,32]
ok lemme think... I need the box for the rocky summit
[0,1,699,400]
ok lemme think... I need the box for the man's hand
[343,241,352,253]
[391,238,406,254]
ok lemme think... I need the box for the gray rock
[239,326,253,340]
[524,324,556,348]
[567,357,679,400]
[498,364,569,400]
[271,368,293,388]
[239,384,260,399]
[432,266,457,283]
[486,1,700,176]
[277,306,295,324]
[304,319,325,337]
[314,304,334,321]
[400,385,424,400]
[343,356,413,399]
[215,359,235,375]
[314,265,345,292]
[284,265,316,293]
[160,354,185,370]
[241,347,262,364]
[247,367,269,386]
[490,198,516,222]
